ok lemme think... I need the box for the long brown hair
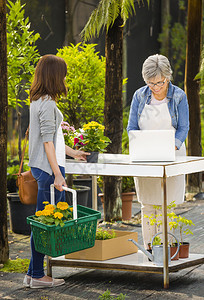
[30,54,67,102]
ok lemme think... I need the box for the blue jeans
[27,166,65,278]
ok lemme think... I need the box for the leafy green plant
[98,289,127,300]
[95,228,116,240]
[7,0,40,166]
[144,201,176,246]
[176,215,194,244]
[144,201,195,246]
[75,121,111,152]
[57,43,105,129]
[7,0,40,109]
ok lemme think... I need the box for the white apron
[134,102,186,205]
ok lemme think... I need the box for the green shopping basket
[27,185,101,257]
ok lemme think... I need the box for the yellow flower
[99,124,104,130]
[57,202,69,210]
[44,204,55,211]
[54,212,63,219]
[42,209,52,216]
[43,201,49,205]
[69,207,73,212]
[35,210,42,217]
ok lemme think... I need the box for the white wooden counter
[48,154,204,289]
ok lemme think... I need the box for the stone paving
[1,199,204,299]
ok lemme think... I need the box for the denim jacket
[127,82,189,150]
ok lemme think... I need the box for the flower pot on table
[170,243,180,260]
[65,230,138,261]
[86,151,99,163]
[179,242,190,258]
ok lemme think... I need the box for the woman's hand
[74,150,90,161]
[54,172,67,191]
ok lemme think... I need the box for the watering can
[128,232,180,266]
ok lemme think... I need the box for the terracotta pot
[170,243,179,260]
[179,242,190,258]
[99,192,135,220]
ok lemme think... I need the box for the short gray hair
[142,54,173,83]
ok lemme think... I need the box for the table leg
[92,176,98,210]
[47,256,52,277]
[162,169,169,289]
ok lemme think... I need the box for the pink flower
[74,135,85,146]
[61,121,75,132]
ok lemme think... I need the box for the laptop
[129,130,175,162]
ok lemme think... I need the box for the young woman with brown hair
[23,55,89,289]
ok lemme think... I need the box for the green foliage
[158,2,187,87]
[144,201,195,245]
[177,215,194,244]
[7,135,29,161]
[99,289,127,300]
[95,228,116,240]
[122,176,134,193]
[170,22,186,85]
[75,121,111,152]
[7,136,29,183]
[122,108,130,155]
[56,43,105,129]
[7,0,40,109]
[195,46,204,95]
[81,0,146,41]
[0,258,30,273]
[34,202,73,228]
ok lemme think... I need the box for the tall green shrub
[7,0,40,109]
[56,43,105,129]
[7,0,40,163]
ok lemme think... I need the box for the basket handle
[50,184,77,220]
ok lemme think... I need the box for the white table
[48,154,204,289]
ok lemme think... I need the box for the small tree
[56,43,105,129]
[7,0,40,162]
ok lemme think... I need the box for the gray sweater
[28,95,63,175]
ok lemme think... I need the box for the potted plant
[61,121,91,206]
[98,176,135,220]
[65,228,138,261]
[177,215,194,258]
[144,201,194,259]
[163,202,194,259]
[74,121,111,162]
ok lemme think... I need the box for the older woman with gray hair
[127,54,189,249]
